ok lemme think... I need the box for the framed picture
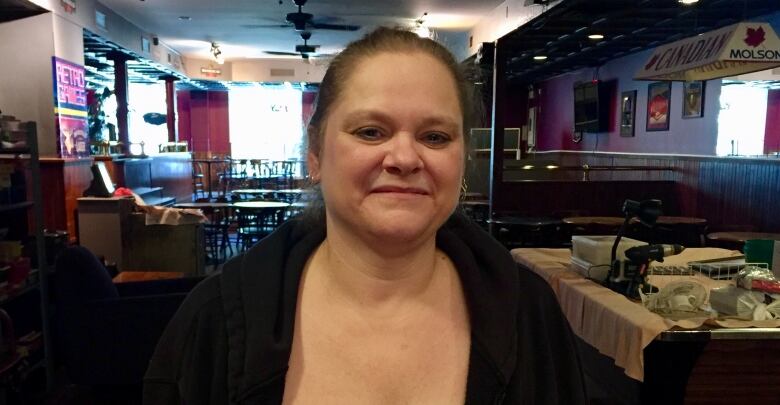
[646,81,671,132]
[682,81,705,118]
[620,90,637,137]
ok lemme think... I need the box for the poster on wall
[52,57,89,158]
[646,81,671,132]
[682,81,705,119]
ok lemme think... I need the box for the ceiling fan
[243,0,360,32]
[263,31,334,59]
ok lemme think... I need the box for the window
[229,86,304,170]
[128,82,168,155]
[717,84,768,156]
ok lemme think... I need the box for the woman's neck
[311,221,443,310]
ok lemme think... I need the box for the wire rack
[648,261,770,280]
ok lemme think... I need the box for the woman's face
[309,51,464,245]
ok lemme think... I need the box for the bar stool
[191,161,206,200]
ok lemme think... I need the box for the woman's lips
[371,186,429,195]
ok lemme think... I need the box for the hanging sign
[52,57,89,158]
[635,22,780,81]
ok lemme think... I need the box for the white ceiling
[98,0,504,61]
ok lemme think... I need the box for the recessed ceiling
[497,0,780,84]
[0,0,46,23]
[97,0,505,61]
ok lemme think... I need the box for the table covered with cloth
[510,247,780,381]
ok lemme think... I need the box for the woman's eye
[354,128,383,140]
[422,132,451,146]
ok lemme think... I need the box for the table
[232,188,308,202]
[631,216,709,247]
[113,271,184,283]
[489,216,563,248]
[232,201,290,209]
[173,202,232,209]
[706,231,780,251]
[511,248,780,404]
[192,159,230,199]
[707,231,780,243]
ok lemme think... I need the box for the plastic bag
[735,265,780,294]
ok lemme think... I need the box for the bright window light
[129,82,167,155]
[717,84,768,156]
[229,86,304,174]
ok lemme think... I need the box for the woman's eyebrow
[342,110,460,130]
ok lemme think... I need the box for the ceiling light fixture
[533,55,548,61]
[588,34,604,40]
[678,0,699,4]
[413,12,431,38]
[211,42,224,65]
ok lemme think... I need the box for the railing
[506,164,674,181]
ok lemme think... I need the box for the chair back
[54,246,118,306]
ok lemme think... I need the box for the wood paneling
[40,158,93,241]
[150,153,192,203]
[510,152,780,232]
[684,340,780,404]
[493,180,679,217]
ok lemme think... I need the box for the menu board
[52,57,89,158]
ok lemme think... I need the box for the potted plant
[87,87,114,155]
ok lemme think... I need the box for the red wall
[302,90,317,129]
[764,89,780,154]
[176,90,231,154]
[535,49,720,155]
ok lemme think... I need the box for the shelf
[0,148,31,156]
[0,281,39,306]
[0,201,33,213]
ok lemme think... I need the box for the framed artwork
[646,81,671,132]
[620,90,637,137]
[682,81,705,119]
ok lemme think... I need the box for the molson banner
[635,22,780,81]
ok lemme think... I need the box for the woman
[144,27,586,404]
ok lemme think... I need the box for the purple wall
[536,49,721,155]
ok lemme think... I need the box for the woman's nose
[382,134,423,176]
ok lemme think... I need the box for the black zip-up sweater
[143,213,586,404]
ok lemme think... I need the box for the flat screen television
[573,81,611,133]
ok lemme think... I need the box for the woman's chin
[363,211,444,244]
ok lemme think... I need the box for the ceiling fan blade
[263,50,301,56]
[241,23,290,29]
[309,22,360,31]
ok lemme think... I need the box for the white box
[572,235,647,266]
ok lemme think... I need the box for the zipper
[494,389,506,404]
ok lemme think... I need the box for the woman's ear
[307,150,320,183]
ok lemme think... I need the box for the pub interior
[1,0,780,403]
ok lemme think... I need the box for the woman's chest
[283,316,471,405]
